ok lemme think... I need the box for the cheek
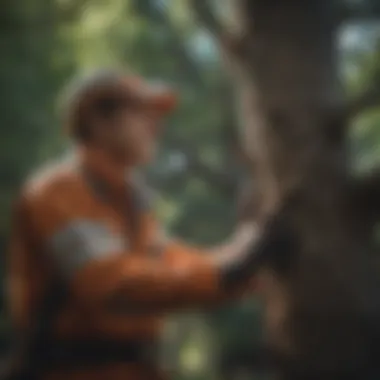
[126,117,156,151]
[137,115,159,142]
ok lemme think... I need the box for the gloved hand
[219,197,297,290]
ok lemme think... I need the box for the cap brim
[135,82,178,116]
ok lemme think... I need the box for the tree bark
[192,0,380,378]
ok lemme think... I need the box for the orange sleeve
[71,239,257,313]
[162,241,258,307]
[25,188,257,313]
[71,241,222,312]
[23,194,223,312]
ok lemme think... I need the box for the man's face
[92,105,161,166]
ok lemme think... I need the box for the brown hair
[61,69,134,142]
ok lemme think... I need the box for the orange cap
[61,69,178,139]
[121,75,178,115]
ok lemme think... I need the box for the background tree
[190,0,380,379]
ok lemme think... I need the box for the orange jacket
[7,147,252,380]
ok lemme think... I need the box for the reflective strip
[47,220,127,279]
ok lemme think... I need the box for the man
[6,69,289,380]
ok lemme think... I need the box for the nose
[144,114,161,137]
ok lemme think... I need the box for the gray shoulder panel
[47,219,127,279]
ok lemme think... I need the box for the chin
[126,151,153,167]
[117,147,155,167]
[138,153,155,166]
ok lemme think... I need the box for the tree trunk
[227,0,380,378]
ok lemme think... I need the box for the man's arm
[160,223,261,307]
[53,222,259,312]
[26,196,293,313]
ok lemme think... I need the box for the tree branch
[132,0,205,87]
[190,0,224,39]
[133,0,249,196]
[236,178,260,222]
[189,0,248,58]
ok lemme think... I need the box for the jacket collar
[79,146,133,196]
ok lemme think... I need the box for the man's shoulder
[20,153,82,208]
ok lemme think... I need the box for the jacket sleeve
[24,185,267,313]
[65,234,257,312]
[71,241,223,312]
[23,195,225,312]
[161,240,258,308]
